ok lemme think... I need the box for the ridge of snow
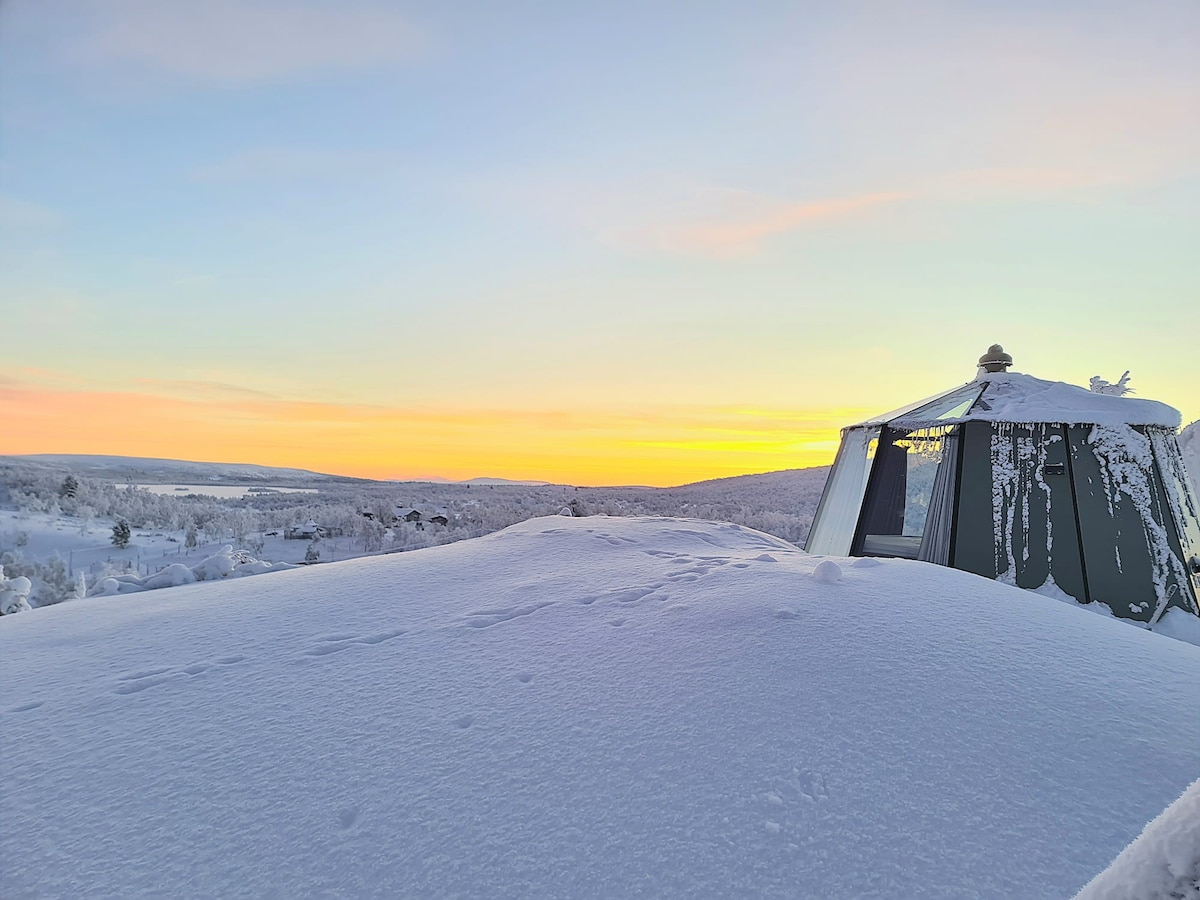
[2,516,1198,898]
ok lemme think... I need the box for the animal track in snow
[591,532,638,546]
[120,667,173,681]
[302,629,406,656]
[464,602,556,629]
[765,768,828,805]
[611,587,658,604]
[576,587,658,607]
[115,655,246,695]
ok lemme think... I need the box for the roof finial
[978,344,1013,374]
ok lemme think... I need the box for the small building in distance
[286,520,326,540]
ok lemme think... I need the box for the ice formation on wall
[1089,425,1193,621]
[991,423,1053,585]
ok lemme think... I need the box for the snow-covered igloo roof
[855,372,1182,430]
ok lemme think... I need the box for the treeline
[0,461,828,563]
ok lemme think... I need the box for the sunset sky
[2,1,1197,486]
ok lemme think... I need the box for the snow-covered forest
[0,457,828,609]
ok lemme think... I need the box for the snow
[1074,777,1200,900]
[967,373,1181,428]
[0,569,33,614]
[84,546,296,596]
[872,373,1182,429]
[2,515,1197,898]
[811,559,843,583]
[1154,607,1200,646]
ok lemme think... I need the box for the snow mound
[0,568,33,614]
[2,515,1197,898]
[812,559,843,583]
[85,546,296,598]
[1074,777,1200,900]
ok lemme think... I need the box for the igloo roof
[856,372,1181,430]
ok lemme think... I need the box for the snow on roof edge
[853,372,1181,430]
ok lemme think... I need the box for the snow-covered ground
[0,507,369,573]
[3,516,1197,898]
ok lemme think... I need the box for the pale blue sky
[2,1,1197,480]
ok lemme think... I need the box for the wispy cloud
[628,190,914,257]
[465,174,917,259]
[68,0,423,85]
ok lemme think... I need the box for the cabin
[285,520,325,540]
[805,346,1200,624]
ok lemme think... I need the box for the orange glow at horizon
[0,383,864,486]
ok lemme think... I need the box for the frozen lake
[126,484,320,499]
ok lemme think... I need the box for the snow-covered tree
[1089,371,1133,396]
[111,520,132,549]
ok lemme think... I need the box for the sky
[1,0,1197,486]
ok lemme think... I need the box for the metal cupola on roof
[805,345,1200,625]
[977,343,1013,373]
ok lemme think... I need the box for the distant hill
[5,453,827,495]
[8,454,360,484]
[461,477,553,486]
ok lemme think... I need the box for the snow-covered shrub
[0,566,33,615]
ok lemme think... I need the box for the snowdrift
[1074,777,1200,900]
[2,516,1198,898]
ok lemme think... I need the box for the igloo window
[854,426,958,559]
